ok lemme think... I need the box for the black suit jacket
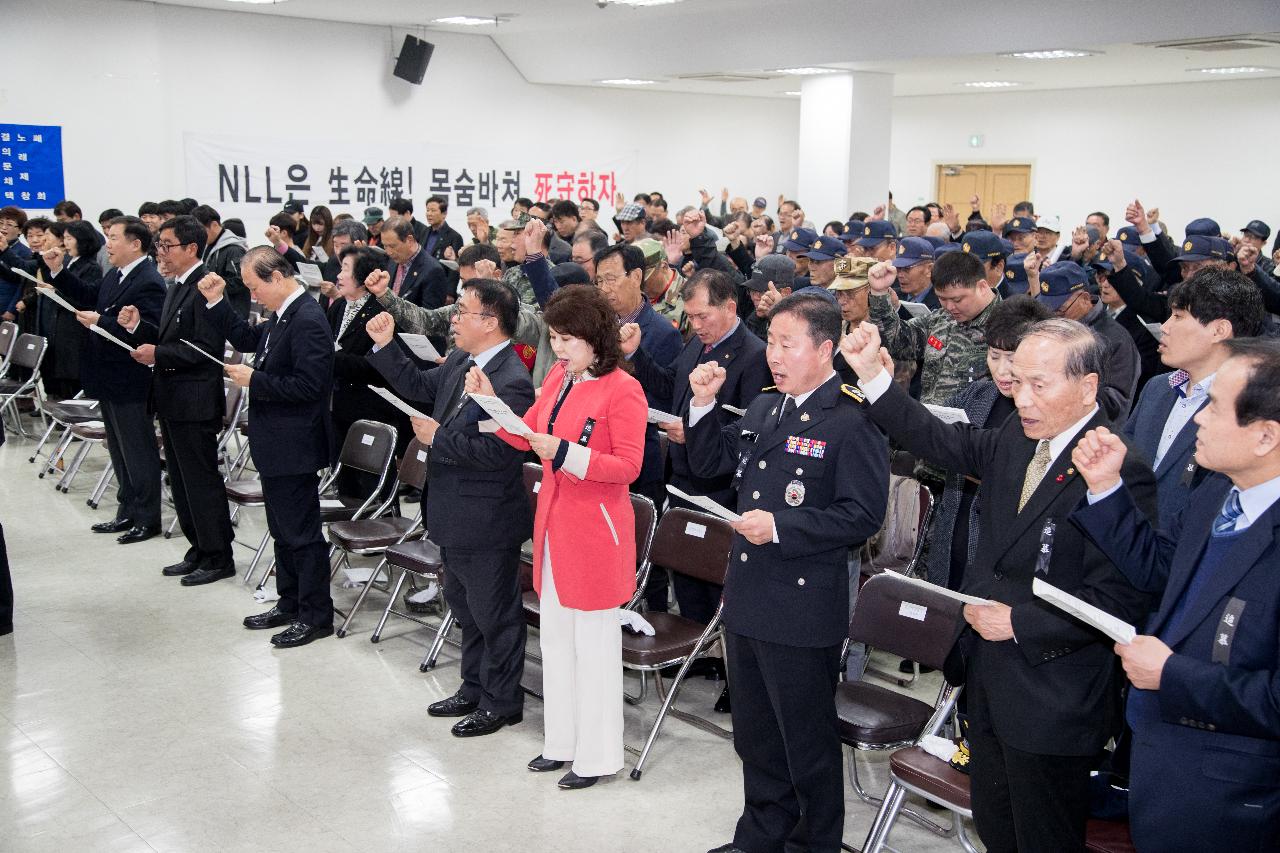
[631,320,769,504]
[867,378,1157,755]
[685,375,889,647]
[388,249,449,310]
[1111,306,1162,398]
[53,258,166,403]
[368,342,534,550]
[424,222,465,262]
[206,291,334,477]
[327,296,402,431]
[122,264,224,422]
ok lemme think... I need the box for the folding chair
[31,392,99,472]
[840,571,970,852]
[623,507,734,781]
[862,473,936,686]
[334,439,431,637]
[232,419,398,590]
[0,334,48,437]
[0,320,19,377]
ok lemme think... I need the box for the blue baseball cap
[1185,217,1221,238]
[1005,252,1029,289]
[961,230,1008,262]
[923,235,947,249]
[1174,235,1232,262]
[1036,262,1090,310]
[1002,216,1036,236]
[805,235,848,261]
[1115,226,1144,246]
[933,242,962,256]
[1090,247,1144,274]
[892,237,935,268]
[1000,238,1016,256]
[855,219,898,248]
[781,227,820,253]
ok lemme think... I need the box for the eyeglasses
[452,309,495,322]
[154,241,189,253]
[593,273,628,288]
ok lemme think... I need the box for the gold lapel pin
[800,412,810,422]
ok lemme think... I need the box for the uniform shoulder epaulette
[761,384,778,392]
[840,384,866,403]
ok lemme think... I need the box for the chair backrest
[523,461,542,515]
[647,507,734,587]
[630,491,657,569]
[850,572,967,672]
[10,334,47,372]
[0,321,18,365]
[222,381,245,427]
[337,419,398,476]
[224,347,244,366]
[397,439,431,491]
[873,476,934,566]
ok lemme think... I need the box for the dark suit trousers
[440,545,526,716]
[967,663,1094,853]
[160,416,233,567]
[726,631,844,853]
[100,399,161,527]
[261,473,332,627]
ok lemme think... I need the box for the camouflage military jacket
[869,292,1002,405]
[650,268,688,337]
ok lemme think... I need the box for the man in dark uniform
[684,292,889,853]
[199,248,336,648]
[364,277,534,738]
[116,215,235,585]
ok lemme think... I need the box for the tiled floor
[0,424,973,852]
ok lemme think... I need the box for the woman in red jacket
[467,284,646,790]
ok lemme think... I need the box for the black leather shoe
[557,770,598,790]
[243,606,295,630]
[181,565,236,586]
[162,560,197,577]
[451,709,522,738]
[404,591,441,614]
[427,691,480,718]
[528,755,565,772]
[116,525,161,544]
[92,518,133,534]
[714,685,732,714]
[898,659,936,675]
[270,622,333,648]
[707,845,748,853]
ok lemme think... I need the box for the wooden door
[935,164,1031,224]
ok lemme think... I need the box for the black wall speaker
[393,35,435,85]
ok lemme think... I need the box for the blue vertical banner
[0,124,65,208]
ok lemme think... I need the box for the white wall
[888,77,1280,239]
[0,0,799,231]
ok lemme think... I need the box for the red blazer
[498,362,647,610]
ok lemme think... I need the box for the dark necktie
[777,395,795,425]
[1212,489,1244,537]
[445,358,475,418]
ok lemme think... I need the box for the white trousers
[539,540,624,777]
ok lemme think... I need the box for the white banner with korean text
[183,131,638,237]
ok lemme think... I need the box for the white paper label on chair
[899,601,927,622]
[685,521,707,539]
[360,433,374,446]
[416,449,428,463]
[26,343,34,350]
[532,481,541,493]
[319,499,345,509]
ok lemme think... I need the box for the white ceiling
[148,0,1280,97]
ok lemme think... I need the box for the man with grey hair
[841,317,1156,853]
[465,207,495,245]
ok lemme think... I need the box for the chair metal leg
[371,569,410,643]
[41,430,74,479]
[241,530,270,584]
[862,781,909,853]
[56,441,91,491]
[336,557,388,638]
[422,609,455,670]
[253,557,277,592]
[87,462,114,508]
[628,632,727,781]
[848,748,952,836]
[29,418,60,463]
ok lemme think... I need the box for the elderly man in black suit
[365,276,534,737]
[381,216,448,310]
[199,248,336,648]
[686,293,889,853]
[841,317,1156,853]
[116,215,235,585]
[50,216,166,543]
